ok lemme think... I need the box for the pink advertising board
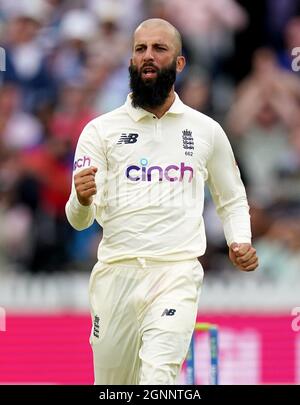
[0,313,298,384]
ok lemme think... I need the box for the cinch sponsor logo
[73,155,91,171]
[126,158,194,182]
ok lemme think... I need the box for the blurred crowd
[0,0,300,283]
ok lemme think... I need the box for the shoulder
[181,104,225,145]
[77,105,127,142]
[88,105,127,129]
[182,103,221,130]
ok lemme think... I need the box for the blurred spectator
[0,83,43,150]
[276,123,300,202]
[1,2,56,112]
[249,204,273,240]
[278,16,300,72]
[146,0,248,71]
[0,148,33,268]
[266,0,300,51]
[178,68,211,115]
[88,0,144,33]
[0,0,51,23]
[255,218,300,284]
[0,0,299,284]
[19,136,73,272]
[50,9,98,85]
[85,12,131,112]
[50,81,95,150]
[226,48,300,204]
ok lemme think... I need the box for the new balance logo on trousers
[161,308,176,316]
[93,315,100,338]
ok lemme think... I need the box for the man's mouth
[142,66,158,79]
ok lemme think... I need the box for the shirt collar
[125,92,185,122]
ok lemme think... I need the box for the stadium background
[0,0,299,384]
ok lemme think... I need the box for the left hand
[229,243,259,272]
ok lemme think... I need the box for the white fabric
[89,258,204,384]
[66,93,251,263]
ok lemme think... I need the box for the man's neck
[143,91,175,119]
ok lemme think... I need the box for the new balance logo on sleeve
[117,133,139,144]
[161,308,176,316]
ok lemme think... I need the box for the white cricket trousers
[89,258,204,385]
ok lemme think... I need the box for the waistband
[96,257,199,269]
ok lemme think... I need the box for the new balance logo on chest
[117,133,139,144]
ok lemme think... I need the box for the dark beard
[129,60,177,109]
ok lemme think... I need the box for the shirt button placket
[154,117,162,138]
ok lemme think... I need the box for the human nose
[143,47,154,61]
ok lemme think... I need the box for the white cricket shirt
[66,93,251,263]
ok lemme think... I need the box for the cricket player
[66,18,258,385]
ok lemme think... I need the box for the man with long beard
[66,18,258,385]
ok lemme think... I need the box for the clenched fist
[74,166,98,206]
[229,243,259,272]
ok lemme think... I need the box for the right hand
[74,166,98,206]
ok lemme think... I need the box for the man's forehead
[133,19,182,54]
[133,27,174,46]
